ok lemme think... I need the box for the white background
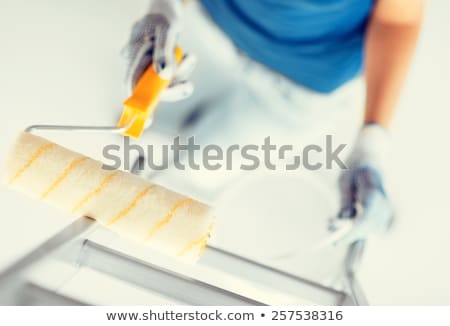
[0,0,449,305]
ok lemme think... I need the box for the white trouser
[149,2,366,284]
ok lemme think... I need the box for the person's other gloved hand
[124,0,196,101]
[330,123,394,245]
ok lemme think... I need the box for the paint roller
[3,46,214,261]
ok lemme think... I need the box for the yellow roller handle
[117,47,184,139]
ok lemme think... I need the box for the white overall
[150,2,366,285]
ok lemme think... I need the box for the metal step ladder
[0,215,367,305]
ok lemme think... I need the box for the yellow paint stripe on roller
[71,172,119,213]
[9,143,55,184]
[145,198,193,240]
[197,239,208,256]
[106,185,155,225]
[41,157,88,199]
[178,222,214,256]
[197,222,214,256]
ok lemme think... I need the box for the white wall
[0,0,449,305]
[360,0,450,305]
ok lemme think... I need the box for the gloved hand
[124,0,196,101]
[330,123,394,245]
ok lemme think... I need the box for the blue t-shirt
[200,0,374,93]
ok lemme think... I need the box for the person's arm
[332,0,424,244]
[364,0,424,128]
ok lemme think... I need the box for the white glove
[124,0,196,102]
[331,124,394,245]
